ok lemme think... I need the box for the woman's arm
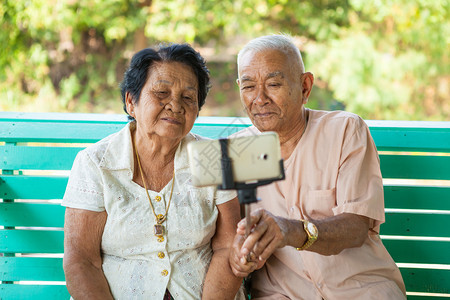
[63,207,113,299]
[202,197,243,300]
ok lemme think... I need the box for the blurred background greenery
[1,0,449,120]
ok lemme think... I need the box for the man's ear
[236,78,240,88]
[301,72,314,104]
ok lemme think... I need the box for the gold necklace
[133,138,175,238]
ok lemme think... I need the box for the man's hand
[229,208,303,277]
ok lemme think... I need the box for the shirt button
[158,252,165,259]
[155,196,161,202]
[157,236,165,243]
[161,270,168,276]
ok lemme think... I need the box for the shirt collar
[98,122,135,171]
[98,121,196,173]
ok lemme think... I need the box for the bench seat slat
[0,284,70,300]
[383,240,450,264]
[401,267,450,294]
[0,175,68,199]
[382,213,450,237]
[1,146,83,170]
[0,203,65,227]
[0,121,126,143]
[3,117,450,152]
[191,125,248,139]
[371,127,450,153]
[380,154,450,180]
[0,230,64,253]
[0,118,251,143]
[4,146,450,178]
[0,257,65,281]
[384,186,450,210]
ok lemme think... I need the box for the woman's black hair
[120,43,211,120]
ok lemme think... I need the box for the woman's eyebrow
[155,80,172,85]
[154,80,196,90]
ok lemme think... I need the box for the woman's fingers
[230,233,258,277]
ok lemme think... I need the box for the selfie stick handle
[218,138,234,190]
[238,188,259,259]
[237,188,258,205]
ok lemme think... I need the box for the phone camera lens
[259,154,268,160]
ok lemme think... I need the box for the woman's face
[127,61,199,142]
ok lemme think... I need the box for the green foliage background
[1,0,449,120]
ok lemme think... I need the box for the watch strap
[296,219,318,251]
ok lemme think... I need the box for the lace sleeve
[62,150,105,212]
[214,189,237,205]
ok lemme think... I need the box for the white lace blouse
[62,122,239,299]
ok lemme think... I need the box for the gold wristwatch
[296,219,318,251]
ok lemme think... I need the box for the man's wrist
[285,219,307,249]
[296,219,318,251]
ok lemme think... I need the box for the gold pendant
[154,224,164,237]
[156,214,166,223]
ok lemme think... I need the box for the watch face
[307,222,318,236]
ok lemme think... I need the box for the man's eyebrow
[240,75,253,82]
[266,71,284,79]
[240,71,284,82]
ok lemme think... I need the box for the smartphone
[187,132,283,187]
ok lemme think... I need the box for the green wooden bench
[1,112,449,299]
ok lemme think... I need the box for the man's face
[237,49,309,133]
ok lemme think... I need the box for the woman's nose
[166,96,183,113]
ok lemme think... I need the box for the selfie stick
[217,138,285,239]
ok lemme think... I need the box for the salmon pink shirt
[235,109,406,300]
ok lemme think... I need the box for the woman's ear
[125,92,135,117]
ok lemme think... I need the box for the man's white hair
[237,34,305,73]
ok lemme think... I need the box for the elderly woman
[62,44,244,299]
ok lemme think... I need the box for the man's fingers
[240,219,269,256]
[237,208,265,230]
[258,237,282,261]
[253,220,285,258]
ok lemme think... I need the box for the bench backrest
[1,112,449,299]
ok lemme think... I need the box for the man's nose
[253,87,270,105]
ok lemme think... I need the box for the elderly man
[229,35,406,299]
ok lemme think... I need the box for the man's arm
[202,197,243,299]
[63,208,114,299]
[230,209,369,277]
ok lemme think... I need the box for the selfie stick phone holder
[216,138,285,205]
